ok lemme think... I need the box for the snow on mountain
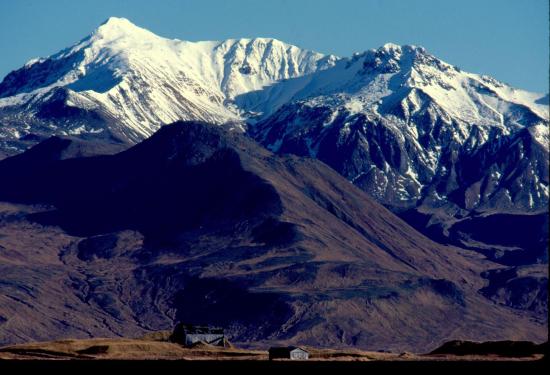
[251,43,549,254]
[0,17,336,155]
[0,19,547,254]
[251,43,548,127]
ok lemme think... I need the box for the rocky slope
[0,121,546,351]
[249,44,549,262]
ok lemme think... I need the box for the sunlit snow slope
[0,17,336,155]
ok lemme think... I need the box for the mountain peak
[354,42,453,77]
[374,43,427,55]
[379,42,402,53]
[98,16,137,30]
[92,17,154,41]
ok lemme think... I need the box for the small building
[268,346,309,360]
[170,323,225,347]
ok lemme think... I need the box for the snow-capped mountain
[0,17,336,156]
[0,19,547,261]
[250,43,548,260]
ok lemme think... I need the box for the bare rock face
[0,121,546,352]
[249,45,548,264]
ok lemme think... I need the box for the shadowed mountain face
[0,121,546,352]
[0,126,281,240]
[248,45,548,265]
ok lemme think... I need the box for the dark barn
[170,323,225,347]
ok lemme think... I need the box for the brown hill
[0,121,546,352]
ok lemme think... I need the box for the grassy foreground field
[0,336,544,361]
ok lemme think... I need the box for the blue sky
[0,0,548,92]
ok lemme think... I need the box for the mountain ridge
[0,17,547,264]
[1,17,546,156]
[248,43,548,262]
[0,17,337,155]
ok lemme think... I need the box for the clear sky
[0,0,548,93]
